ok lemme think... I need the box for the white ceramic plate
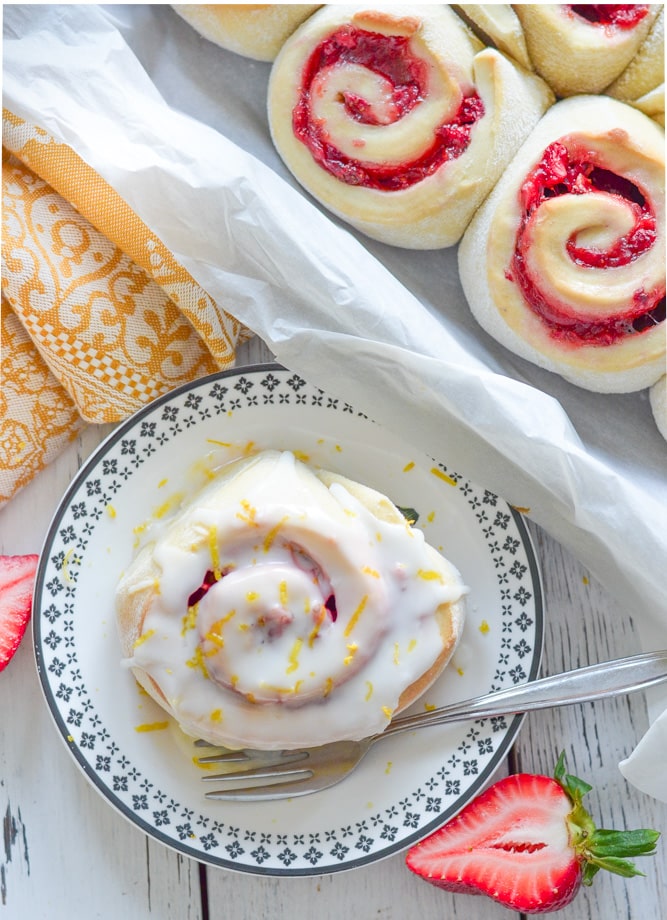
[34,365,543,876]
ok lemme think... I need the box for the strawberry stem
[553,751,660,884]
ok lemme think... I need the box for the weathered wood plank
[0,430,203,920]
[511,523,667,920]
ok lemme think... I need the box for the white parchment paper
[3,4,666,798]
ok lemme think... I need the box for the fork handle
[382,649,667,738]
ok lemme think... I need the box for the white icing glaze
[120,450,466,748]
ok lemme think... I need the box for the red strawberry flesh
[407,773,582,913]
[0,554,39,670]
[407,753,660,914]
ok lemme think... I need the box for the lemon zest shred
[62,548,80,583]
[203,610,236,652]
[286,638,303,674]
[343,643,358,666]
[181,605,198,636]
[344,595,368,637]
[417,569,444,583]
[264,516,288,552]
[135,721,169,733]
[236,498,258,526]
[153,492,184,520]
[186,647,210,679]
[133,628,155,648]
[308,608,326,647]
[431,467,456,487]
[208,526,222,579]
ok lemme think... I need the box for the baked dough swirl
[514,4,662,97]
[606,8,665,126]
[268,4,553,248]
[116,450,466,749]
[171,4,321,62]
[458,96,666,393]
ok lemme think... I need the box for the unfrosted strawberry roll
[514,4,662,97]
[267,4,553,249]
[171,4,321,62]
[606,8,664,125]
[116,450,466,750]
[458,96,665,393]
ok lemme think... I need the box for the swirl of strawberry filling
[567,4,650,30]
[292,24,484,191]
[188,534,384,705]
[510,140,665,346]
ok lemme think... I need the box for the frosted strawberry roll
[116,450,466,750]
[459,96,665,393]
[515,4,661,97]
[267,4,552,249]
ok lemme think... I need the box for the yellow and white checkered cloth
[1,110,247,505]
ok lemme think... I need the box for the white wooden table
[1,338,665,920]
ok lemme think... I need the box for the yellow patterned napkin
[1,110,247,505]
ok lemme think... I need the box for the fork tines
[195,743,313,796]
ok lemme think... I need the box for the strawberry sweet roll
[116,451,466,750]
[514,4,662,97]
[171,4,321,62]
[606,8,665,126]
[267,4,553,249]
[458,96,666,393]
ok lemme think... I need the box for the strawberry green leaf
[588,855,651,879]
[553,751,592,803]
[562,772,593,800]
[589,828,661,857]
[554,750,567,783]
[582,863,601,886]
[397,506,419,525]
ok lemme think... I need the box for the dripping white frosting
[117,450,466,749]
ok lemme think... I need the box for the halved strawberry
[0,554,39,671]
[406,752,660,914]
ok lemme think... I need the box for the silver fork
[196,648,667,801]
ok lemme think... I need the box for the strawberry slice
[406,752,660,914]
[0,554,39,671]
